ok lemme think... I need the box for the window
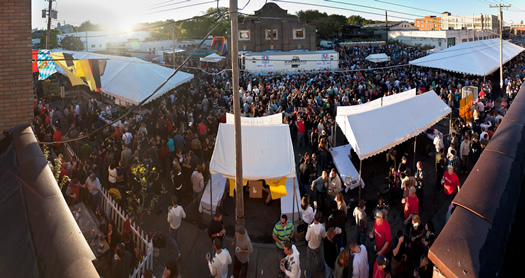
[265,29,278,40]
[239,30,250,40]
[293,28,305,39]
[91,44,95,48]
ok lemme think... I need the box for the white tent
[55,51,194,106]
[365,53,390,63]
[200,53,226,63]
[209,113,300,222]
[409,39,525,76]
[336,91,451,160]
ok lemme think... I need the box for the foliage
[39,29,61,49]
[347,15,382,26]
[78,20,104,32]
[149,231,167,248]
[127,164,168,224]
[109,188,122,201]
[42,80,60,99]
[61,35,85,51]
[296,10,347,39]
[42,145,71,191]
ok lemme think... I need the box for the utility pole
[172,23,176,67]
[46,0,53,49]
[385,11,388,44]
[490,3,511,90]
[230,0,244,226]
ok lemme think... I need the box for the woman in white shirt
[300,195,316,226]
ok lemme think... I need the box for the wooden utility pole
[230,0,244,226]
[490,3,511,90]
[46,0,53,49]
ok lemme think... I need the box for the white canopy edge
[226,113,283,125]
[409,39,525,76]
[365,53,390,63]
[337,88,416,117]
[336,91,451,160]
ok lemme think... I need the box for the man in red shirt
[369,210,392,256]
[66,178,81,205]
[372,254,389,278]
[296,115,306,148]
[442,165,460,195]
[403,186,419,225]
[52,127,62,147]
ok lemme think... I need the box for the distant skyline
[32,0,525,31]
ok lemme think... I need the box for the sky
[32,0,525,32]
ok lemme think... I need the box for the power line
[147,0,191,11]
[269,0,416,21]
[38,14,224,145]
[146,0,218,15]
[373,0,441,15]
[324,0,426,18]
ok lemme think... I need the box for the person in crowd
[415,161,425,208]
[442,165,460,195]
[305,212,325,278]
[323,227,338,278]
[370,210,392,256]
[408,214,425,266]
[280,240,301,278]
[391,230,410,277]
[327,168,342,202]
[111,243,132,278]
[206,238,232,278]
[300,194,316,229]
[85,173,102,210]
[167,195,186,260]
[334,248,350,278]
[403,186,419,226]
[372,254,389,278]
[353,199,368,245]
[231,225,253,278]
[326,201,346,250]
[208,210,226,247]
[65,178,81,205]
[273,214,295,256]
[349,238,369,278]
[162,259,180,278]
[191,165,204,202]
[422,220,436,255]
[335,191,347,216]
[311,171,328,213]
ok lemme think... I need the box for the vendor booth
[335,90,451,200]
[208,113,301,223]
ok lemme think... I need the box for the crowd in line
[31,41,525,277]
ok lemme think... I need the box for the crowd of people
[31,40,525,277]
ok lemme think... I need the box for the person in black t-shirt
[208,210,226,247]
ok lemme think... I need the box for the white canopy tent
[365,53,390,63]
[335,91,451,200]
[409,39,525,76]
[200,53,226,63]
[209,113,301,222]
[55,51,194,106]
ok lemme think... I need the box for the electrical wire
[146,0,218,15]
[324,0,426,18]
[269,0,417,21]
[373,0,441,15]
[37,14,224,145]
[147,0,191,10]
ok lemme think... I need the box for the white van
[320,40,334,49]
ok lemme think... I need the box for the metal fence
[99,187,154,278]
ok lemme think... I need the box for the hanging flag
[50,52,86,87]
[228,179,248,197]
[89,59,105,90]
[32,50,38,73]
[266,177,288,199]
[37,50,57,80]
[79,59,97,91]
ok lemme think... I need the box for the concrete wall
[0,0,34,132]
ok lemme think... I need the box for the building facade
[415,16,442,31]
[362,21,418,40]
[237,3,316,52]
[0,0,34,132]
[440,12,499,33]
[388,30,498,49]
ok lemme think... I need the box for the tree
[78,20,103,32]
[61,35,85,51]
[39,29,61,49]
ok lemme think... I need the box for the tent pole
[333,123,337,148]
[292,177,296,226]
[358,159,362,202]
[413,136,417,171]
[210,174,213,217]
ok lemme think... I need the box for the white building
[440,12,499,33]
[57,31,152,52]
[388,30,498,49]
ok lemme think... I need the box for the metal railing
[99,187,154,278]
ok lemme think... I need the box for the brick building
[0,0,34,132]
[237,3,316,52]
[415,16,442,31]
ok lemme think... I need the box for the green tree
[78,20,103,32]
[60,35,85,51]
[39,29,61,49]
